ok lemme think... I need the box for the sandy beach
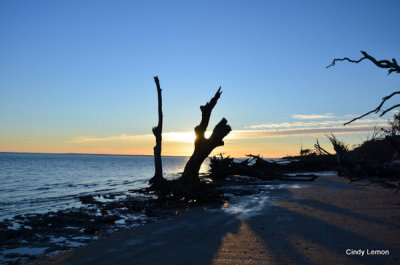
[37,174,400,265]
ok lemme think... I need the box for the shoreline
[33,174,400,265]
[0,152,270,160]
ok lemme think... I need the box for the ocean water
[0,152,208,221]
[0,152,316,264]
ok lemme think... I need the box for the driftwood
[208,154,328,183]
[328,133,400,189]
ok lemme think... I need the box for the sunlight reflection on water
[220,184,306,219]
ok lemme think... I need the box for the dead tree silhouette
[148,76,166,189]
[148,76,231,200]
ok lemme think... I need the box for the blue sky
[0,0,399,157]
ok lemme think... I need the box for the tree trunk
[180,88,231,187]
[149,76,165,188]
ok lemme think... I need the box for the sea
[0,152,317,264]
[0,152,208,221]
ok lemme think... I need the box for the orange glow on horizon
[0,139,307,158]
[2,129,372,158]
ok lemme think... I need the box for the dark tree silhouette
[149,76,166,189]
[180,88,231,187]
[327,51,400,125]
[148,77,231,198]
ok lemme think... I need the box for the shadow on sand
[58,178,399,265]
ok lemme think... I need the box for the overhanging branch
[327,51,399,125]
[343,91,400,125]
[327,50,400,75]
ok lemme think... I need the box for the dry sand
[39,175,400,265]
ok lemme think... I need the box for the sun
[163,131,213,143]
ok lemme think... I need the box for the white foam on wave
[221,191,271,219]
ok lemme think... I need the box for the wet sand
[38,175,400,265]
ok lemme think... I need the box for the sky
[0,0,399,158]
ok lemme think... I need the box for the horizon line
[0,151,188,158]
[0,151,268,159]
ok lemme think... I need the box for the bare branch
[327,50,400,75]
[344,91,400,125]
[361,51,400,75]
[195,87,222,142]
[343,109,379,126]
[327,56,366,68]
[208,117,231,148]
[314,139,331,155]
[381,104,400,116]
